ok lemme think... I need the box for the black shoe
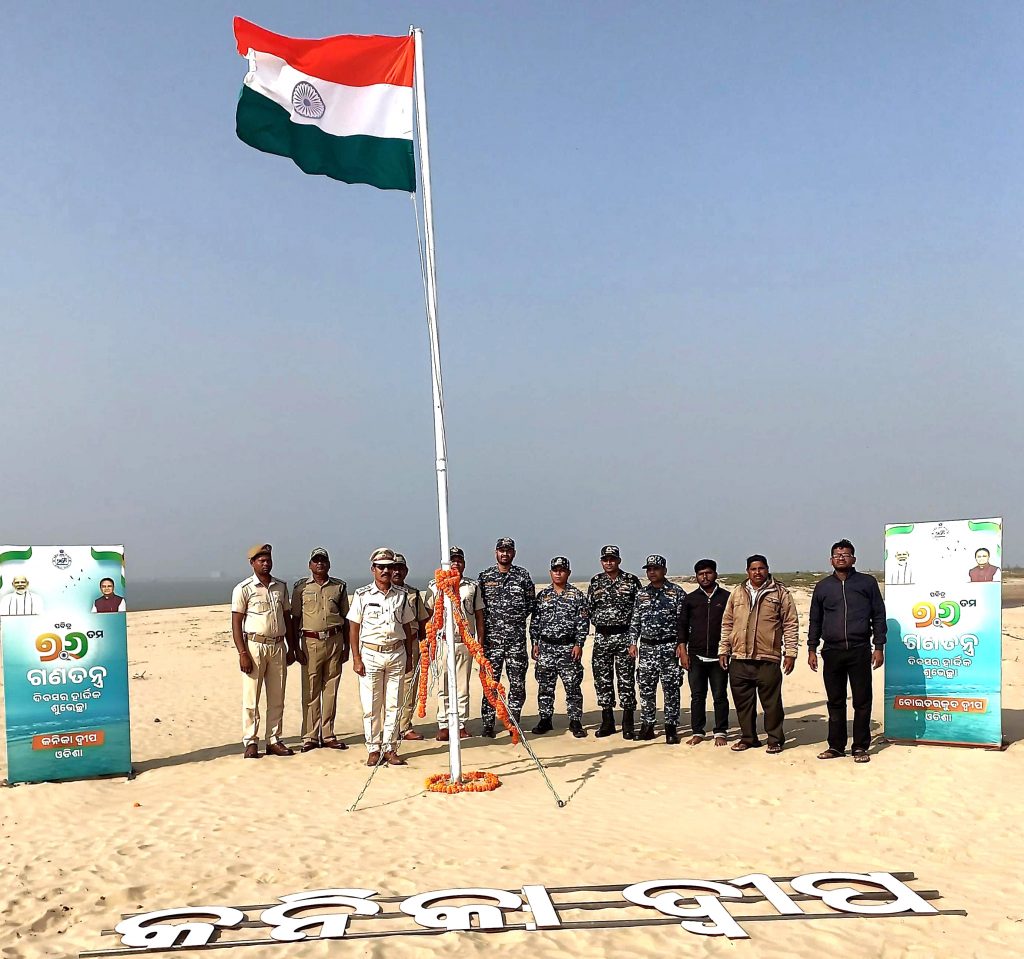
[665,724,680,745]
[480,724,496,739]
[532,716,553,735]
[621,709,636,740]
[569,719,587,739]
[638,721,655,741]
[595,707,616,738]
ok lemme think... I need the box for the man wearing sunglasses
[347,548,418,767]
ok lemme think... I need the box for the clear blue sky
[3,1,1021,584]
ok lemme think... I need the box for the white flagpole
[412,25,462,783]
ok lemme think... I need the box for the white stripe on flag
[244,50,414,140]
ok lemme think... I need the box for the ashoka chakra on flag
[234,17,416,191]
[292,81,325,119]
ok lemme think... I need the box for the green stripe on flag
[968,520,1001,532]
[236,85,415,192]
[885,525,914,536]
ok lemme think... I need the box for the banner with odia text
[883,519,1002,747]
[0,545,131,783]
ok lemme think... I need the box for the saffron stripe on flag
[234,17,414,88]
[235,84,415,191]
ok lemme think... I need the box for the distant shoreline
[125,572,1023,613]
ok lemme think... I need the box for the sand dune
[0,587,1021,957]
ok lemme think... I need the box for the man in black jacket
[678,559,732,746]
[808,539,887,763]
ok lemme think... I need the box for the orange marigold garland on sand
[418,567,515,794]
[425,771,501,794]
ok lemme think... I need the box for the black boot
[569,719,587,739]
[638,721,655,741]
[532,716,553,735]
[480,722,496,738]
[595,707,616,738]
[621,709,635,740]
[665,724,680,745]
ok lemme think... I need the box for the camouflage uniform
[531,582,589,722]
[629,580,687,724]
[478,563,535,727]
[587,569,641,709]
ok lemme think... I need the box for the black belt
[538,636,577,645]
[595,624,628,636]
[639,638,678,646]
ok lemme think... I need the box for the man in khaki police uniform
[425,546,485,741]
[231,543,304,759]
[392,553,431,742]
[347,548,417,766]
[291,547,350,752]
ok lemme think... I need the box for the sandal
[817,748,845,760]
[731,741,753,752]
[765,744,783,755]
[852,750,870,763]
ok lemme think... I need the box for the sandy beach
[0,583,1021,958]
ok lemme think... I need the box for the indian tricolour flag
[234,17,415,191]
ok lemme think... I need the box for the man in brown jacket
[718,554,799,754]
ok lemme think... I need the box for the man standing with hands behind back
[808,539,886,763]
[231,543,304,759]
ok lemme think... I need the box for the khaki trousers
[299,661,309,738]
[397,639,421,735]
[437,640,473,728]
[241,638,286,746]
[303,636,343,744]
[359,645,406,753]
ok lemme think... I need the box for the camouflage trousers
[481,631,528,727]
[637,642,681,724]
[535,644,584,721]
[591,632,637,710]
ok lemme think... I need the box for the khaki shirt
[402,584,431,624]
[291,576,350,632]
[231,574,289,638]
[347,583,415,645]
[425,578,484,641]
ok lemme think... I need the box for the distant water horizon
[126,571,1022,612]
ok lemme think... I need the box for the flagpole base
[425,771,502,794]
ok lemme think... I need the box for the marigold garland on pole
[417,568,516,793]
